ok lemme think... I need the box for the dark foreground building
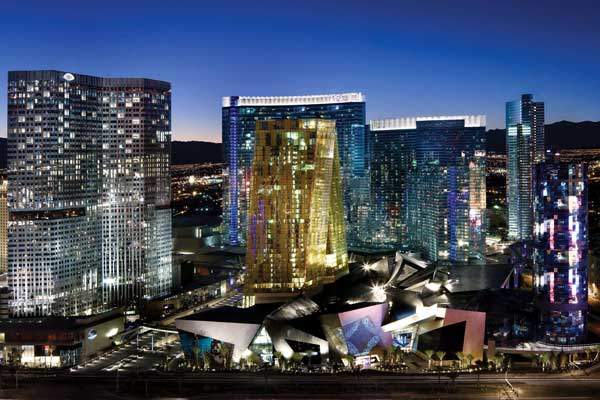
[0,310,124,367]
[533,161,588,344]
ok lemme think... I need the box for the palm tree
[424,350,434,369]
[584,348,592,362]
[493,354,503,371]
[466,353,474,368]
[456,352,465,368]
[381,349,390,367]
[435,351,446,367]
[192,346,201,371]
[202,351,212,370]
[594,345,600,362]
[539,353,549,371]
[393,348,404,367]
[558,352,568,370]
[342,354,354,369]
[549,352,557,371]
[291,352,304,369]
[273,351,284,370]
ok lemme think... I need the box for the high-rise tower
[7,70,172,316]
[0,179,7,274]
[245,119,348,304]
[506,94,545,241]
[533,161,587,344]
[222,93,366,247]
[370,116,487,262]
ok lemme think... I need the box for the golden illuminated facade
[245,119,348,303]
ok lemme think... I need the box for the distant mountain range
[0,121,598,168]
[0,139,223,169]
[486,120,600,153]
[171,141,222,165]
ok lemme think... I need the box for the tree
[466,353,474,368]
[558,352,568,370]
[492,354,504,371]
[393,347,405,367]
[456,352,465,368]
[342,354,354,369]
[273,351,285,370]
[435,351,446,367]
[594,345,600,362]
[246,352,261,368]
[381,349,390,367]
[424,350,434,369]
[192,346,201,371]
[221,345,232,369]
[202,351,212,370]
[585,348,592,362]
[291,352,304,369]
[538,353,549,371]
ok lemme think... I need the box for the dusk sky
[1,0,599,142]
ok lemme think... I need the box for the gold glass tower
[245,119,348,304]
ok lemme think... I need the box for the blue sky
[1,0,599,141]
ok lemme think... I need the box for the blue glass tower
[369,123,409,247]
[346,124,372,246]
[533,161,588,344]
[370,116,486,262]
[222,94,366,246]
[506,94,545,241]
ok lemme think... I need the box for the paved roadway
[159,290,242,326]
[3,370,600,399]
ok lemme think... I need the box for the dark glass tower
[370,116,486,262]
[533,161,588,344]
[369,124,409,247]
[222,94,366,246]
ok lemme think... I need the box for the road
[158,290,242,326]
[2,370,600,399]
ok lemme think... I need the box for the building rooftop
[0,310,123,331]
[180,303,281,325]
[222,93,365,107]
[370,115,487,130]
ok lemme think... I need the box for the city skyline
[1,0,599,141]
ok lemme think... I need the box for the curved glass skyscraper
[506,94,545,241]
[370,116,486,262]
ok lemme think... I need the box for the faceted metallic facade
[245,119,348,303]
[222,94,366,247]
[506,94,545,241]
[533,161,588,344]
[7,70,172,316]
[370,116,486,262]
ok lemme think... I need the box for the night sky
[1,0,599,141]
